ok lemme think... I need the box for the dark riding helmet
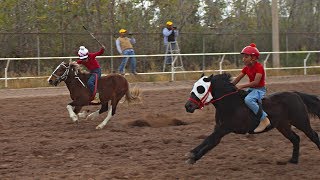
[241,43,260,59]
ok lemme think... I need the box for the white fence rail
[1,51,320,87]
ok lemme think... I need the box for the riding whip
[82,25,105,47]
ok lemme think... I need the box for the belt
[123,48,134,52]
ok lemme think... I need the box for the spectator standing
[162,21,179,64]
[115,29,137,75]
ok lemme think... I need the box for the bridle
[50,62,87,87]
[188,84,238,109]
[50,62,70,84]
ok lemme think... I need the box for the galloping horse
[48,62,140,129]
[185,73,320,164]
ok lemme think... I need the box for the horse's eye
[197,86,205,94]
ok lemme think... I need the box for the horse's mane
[69,62,89,75]
[211,73,233,83]
[212,73,248,98]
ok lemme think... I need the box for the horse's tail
[294,91,320,118]
[124,85,141,104]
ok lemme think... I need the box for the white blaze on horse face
[191,76,213,103]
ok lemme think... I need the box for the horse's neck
[65,73,88,90]
[213,89,244,111]
[78,73,89,81]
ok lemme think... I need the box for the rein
[188,85,238,109]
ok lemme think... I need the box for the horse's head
[185,73,236,113]
[185,73,213,113]
[48,62,79,86]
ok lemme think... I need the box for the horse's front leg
[186,128,230,164]
[66,104,80,122]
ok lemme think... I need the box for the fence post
[37,33,41,76]
[202,36,205,71]
[263,53,271,78]
[219,54,225,74]
[303,53,311,75]
[5,68,7,88]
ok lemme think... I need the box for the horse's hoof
[86,116,92,121]
[185,152,195,159]
[289,159,298,164]
[71,116,78,122]
[186,158,196,165]
[96,125,103,130]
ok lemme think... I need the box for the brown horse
[185,73,320,164]
[48,62,140,129]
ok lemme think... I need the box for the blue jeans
[244,87,268,121]
[88,68,101,94]
[118,49,137,73]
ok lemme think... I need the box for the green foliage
[0,0,320,79]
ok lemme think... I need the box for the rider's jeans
[244,87,268,121]
[88,68,101,94]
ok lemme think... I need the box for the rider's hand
[236,85,243,90]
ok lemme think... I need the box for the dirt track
[0,75,320,179]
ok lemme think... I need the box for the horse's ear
[203,74,213,82]
[200,73,205,78]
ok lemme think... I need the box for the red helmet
[241,43,260,59]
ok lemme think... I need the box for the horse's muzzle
[48,79,58,86]
[185,101,197,113]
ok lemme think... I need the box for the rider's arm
[232,72,245,85]
[91,48,105,56]
[238,73,262,89]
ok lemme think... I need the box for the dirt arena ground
[0,75,320,179]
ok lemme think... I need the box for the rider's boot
[91,93,100,103]
[254,117,271,133]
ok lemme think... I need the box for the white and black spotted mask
[191,76,212,102]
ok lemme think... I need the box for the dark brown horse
[48,62,140,129]
[185,73,320,164]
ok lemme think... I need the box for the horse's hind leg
[304,130,320,150]
[96,96,122,129]
[294,121,320,150]
[277,125,300,164]
[96,102,112,130]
